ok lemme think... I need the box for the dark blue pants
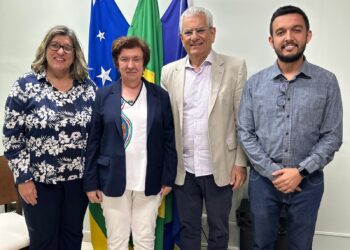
[21,179,88,250]
[249,168,324,250]
[174,172,233,250]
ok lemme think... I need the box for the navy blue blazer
[83,79,177,197]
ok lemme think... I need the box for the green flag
[128,0,163,85]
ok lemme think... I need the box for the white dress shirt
[183,52,213,177]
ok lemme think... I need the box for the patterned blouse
[2,71,96,184]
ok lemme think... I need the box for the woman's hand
[18,181,38,206]
[160,186,172,197]
[87,190,103,203]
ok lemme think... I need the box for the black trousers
[174,172,233,250]
[21,179,88,250]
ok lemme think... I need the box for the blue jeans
[248,168,324,250]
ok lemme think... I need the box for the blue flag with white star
[88,0,129,87]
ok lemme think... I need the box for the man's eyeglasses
[182,27,211,37]
[48,42,74,54]
[276,81,288,108]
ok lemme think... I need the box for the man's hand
[87,190,103,203]
[18,181,38,206]
[272,168,303,193]
[160,186,172,197]
[230,165,247,190]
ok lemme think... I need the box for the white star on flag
[96,66,112,85]
[93,0,96,6]
[96,30,105,41]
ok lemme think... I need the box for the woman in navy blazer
[84,36,177,250]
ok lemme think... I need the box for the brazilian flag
[127,0,163,85]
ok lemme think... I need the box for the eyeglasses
[182,27,211,37]
[276,81,288,108]
[48,42,74,54]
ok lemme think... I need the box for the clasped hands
[272,168,303,193]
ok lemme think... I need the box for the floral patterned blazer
[2,71,96,184]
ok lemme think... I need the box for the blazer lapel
[111,80,123,138]
[208,52,224,116]
[174,59,186,130]
[145,81,157,136]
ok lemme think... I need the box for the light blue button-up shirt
[238,60,343,180]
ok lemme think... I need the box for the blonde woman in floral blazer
[2,25,96,250]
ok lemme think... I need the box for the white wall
[0,0,349,249]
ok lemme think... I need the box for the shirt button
[285,149,288,152]
[285,132,289,135]
[287,98,290,101]
[286,115,290,118]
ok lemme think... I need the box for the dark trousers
[21,179,88,250]
[249,168,324,250]
[174,172,233,250]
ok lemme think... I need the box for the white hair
[179,6,214,33]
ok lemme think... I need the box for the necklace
[48,78,73,92]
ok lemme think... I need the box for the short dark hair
[270,5,310,35]
[111,36,150,69]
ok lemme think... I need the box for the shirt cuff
[252,162,281,181]
[299,157,319,174]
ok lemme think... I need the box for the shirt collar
[36,70,81,86]
[271,57,312,81]
[185,50,214,69]
[299,60,313,78]
[36,71,47,81]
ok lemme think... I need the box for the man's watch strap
[298,166,309,177]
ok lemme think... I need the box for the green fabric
[127,0,163,85]
[89,203,107,236]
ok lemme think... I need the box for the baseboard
[315,231,350,238]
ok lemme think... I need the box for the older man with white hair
[162,6,247,250]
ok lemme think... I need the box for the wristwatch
[298,166,309,177]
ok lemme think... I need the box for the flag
[88,0,129,249]
[127,0,163,85]
[163,193,182,250]
[88,0,129,88]
[161,0,188,66]
[161,1,189,248]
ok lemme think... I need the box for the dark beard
[275,44,306,63]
